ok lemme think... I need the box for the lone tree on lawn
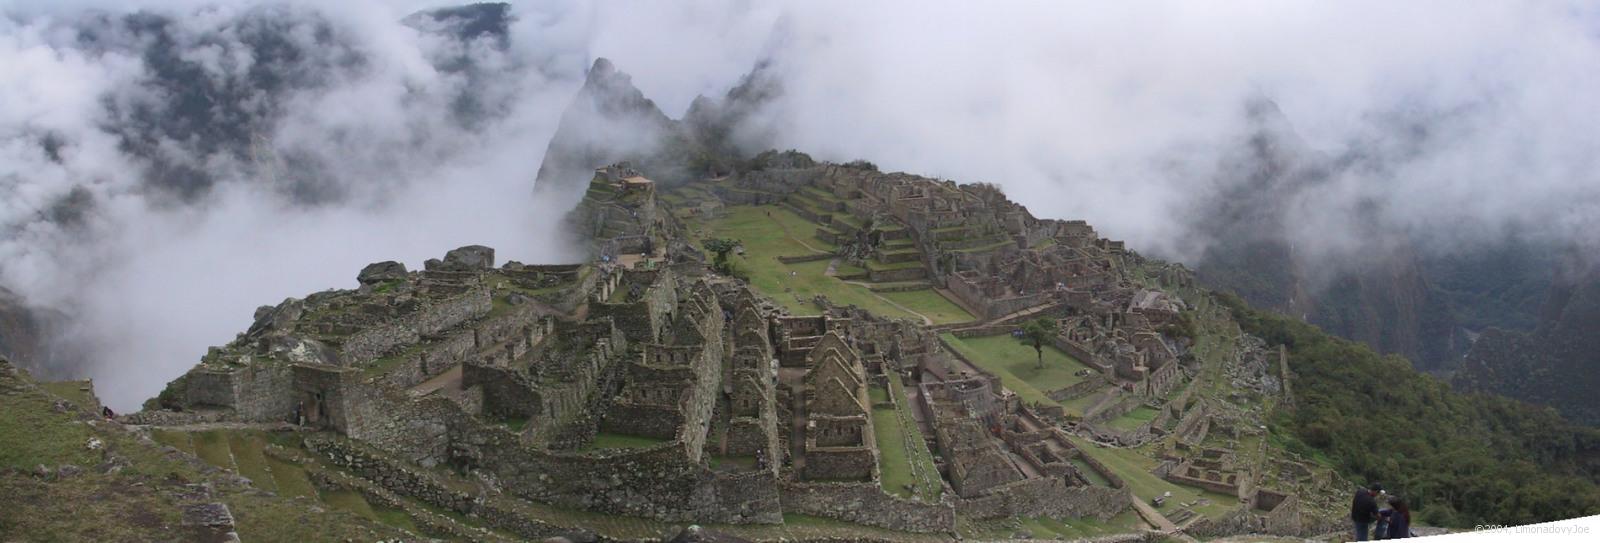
[702,238,741,274]
[1022,317,1058,369]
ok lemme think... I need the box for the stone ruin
[129,158,1344,538]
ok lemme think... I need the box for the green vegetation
[1021,317,1058,369]
[192,430,235,469]
[1,366,410,541]
[1219,292,1600,527]
[879,290,976,325]
[705,206,971,324]
[1106,405,1160,432]
[227,433,277,492]
[1063,435,1236,518]
[871,378,942,502]
[940,333,1091,406]
[584,432,669,450]
[39,381,96,409]
[265,454,319,498]
[0,382,98,471]
[708,455,758,470]
[702,237,742,275]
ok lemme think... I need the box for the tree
[702,238,741,274]
[1021,317,1058,369]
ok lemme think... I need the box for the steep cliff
[1191,100,1466,372]
[1456,255,1600,425]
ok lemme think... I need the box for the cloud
[0,1,594,409]
[3,0,1599,409]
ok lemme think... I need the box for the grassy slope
[706,206,971,324]
[0,363,407,542]
[1219,292,1600,527]
[872,378,943,502]
[940,333,1091,406]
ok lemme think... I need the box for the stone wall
[867,266,928,283]
[415,287,494,338]
[1054,338,1113,375]
[303,436,599,541]
[803,446,875,481]
[778,481,955,533]
[957,477,1129,521]
[183,364,294,422]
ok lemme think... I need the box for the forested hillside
[1218,293,1600,527]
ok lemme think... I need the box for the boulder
[442,245,495,270]
[357,261,408,285]
[244,299,303,340]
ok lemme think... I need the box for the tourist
[1350,484,1380,541]
[1372,483,1390,538]
[1385,497,1411,539]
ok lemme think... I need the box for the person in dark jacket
[1351,484,1381,541]
[1386,497,1411,539]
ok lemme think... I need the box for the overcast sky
[2,0,1597,409]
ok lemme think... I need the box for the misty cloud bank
[2,0,1597,409]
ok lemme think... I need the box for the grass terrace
[871,378,943,502]
[1063,434,1239,519]
[939,333,1093,407]
[583,432,670,451]
[706,206,971,324]
[1106,405,1161,432]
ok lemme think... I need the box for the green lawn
[881,290,976,325]
[940,333,1092,406]
[1063,434,1239,518]
[192,430,235,469]
[265,455,319,499]
[1106,405,1160,432]
[228,433,278,492]
[39,381,96,409]
[871,378,943,502]
[319,488,378,520]
[707,206,971,324]
[584,432,670,450]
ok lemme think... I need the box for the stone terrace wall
[803,447,875,481]
[1054,338,1113,374]
[778,481,955,533]
[185,364,295,422]
[303,436,596,541]
[376,330,476,390]
[957,477,1128,521]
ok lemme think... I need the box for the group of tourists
[1351,483,1412,540]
